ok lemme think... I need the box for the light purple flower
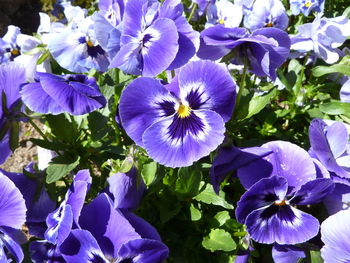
[243,0,288,31]
[109,0,199,76]
[47,15,110,73]
[119,60,236,167]
[206,0,243,28]
[20,72,106,116]
[197,26,290,80]
[290,0,325,16]
[0,26,21,64]
[321,209,350,263]
[291,14,350,64]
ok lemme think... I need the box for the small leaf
[46,155,80,184]
[236,88,276,120]
[312,64,350,77]
[202,229,236,252]
[319,101,350,116]
[141,162,157,186]
[310,250,323,263]
[9,121,19,152]
[175,167,202,199]
[46,114,78,142]
[214,211,230,227]
[189,204,201,221]
[194,183,234,209]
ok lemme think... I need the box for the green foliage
[202,229,236,252]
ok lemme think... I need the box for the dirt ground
[0,122,40,172]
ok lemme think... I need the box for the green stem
[28,118,50,142]
[293,54,309,105]
[187,4,197,22]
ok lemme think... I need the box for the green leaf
[46,155,80,184]
[194,183,234,209]
[189,204,201,221]
[214,211,230,226]
[319,101,350,117]
[37,50,50,65]
[141,162,157,186]
[202,229,236,252]
[119,157,133,173]
[30,138,69,151]
[87,111,111,141]
[175,167,202,199]
[312,64,350,77]
[236,88,276,120]
[46,114,78,142]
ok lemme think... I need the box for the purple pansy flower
[236,175,334,245]
[206,0,243,28]
[0,173,27,262]
[197,26,290,80]
[47,16,110,73]
[0,62,26,164]
[243,0,288,31]
[119,60,236,168]
[0,26,21,64]
[290,0,325,16]
[20,72,106,116]
[235,141,334,244]
[59,193,169,262]
[291,14,350,64]
[321,209,350,263]
[109,0,199,76]
[272,244,306,263]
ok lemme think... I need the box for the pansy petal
[117,238,169,263]
[210,146,273,193]
[326,121,348,159]
[108,167,146,210]
[272,244,306,263]
[109,42,143,75]
[39,76,104,115]
[45,204,73,245]
[59,229,108,263]
[0,134,11,165]
[321,209,350,263]
[122,211,161,241]
[142,18,179,77]
[178,60,236,122]
[309,119,350,178]
[143,110,225,168]
[236,176,288,224]
[290,178,334,205]
[0,173,26,229]
[119,77,176,146]
[79,193,140,258]
[262,141,317,190]
[20,82,64,115]
[246,205,319,245]
[0,62,26,107]
[0,227,25,263]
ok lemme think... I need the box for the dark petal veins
[89,253,107,263]
[156,100,176,117]
[186,88,208,110]
[87,45,106,58]
[167,112,205,140]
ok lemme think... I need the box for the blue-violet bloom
[119,60,236,167]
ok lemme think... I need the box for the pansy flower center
[266,22,273,27]
[86,39,94,47]
[177,104,191,118]
[304,1,312,7]
[274,199,287,206]
[218,19,225,24]
[11,49,20,56]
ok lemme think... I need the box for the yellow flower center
[304,1,312,7]
[266,22,273,27]
[274,200,287,206]
[219,19,225,24]
[177,104,191,118]
[11,49,20,56]
[86,40,94,47]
